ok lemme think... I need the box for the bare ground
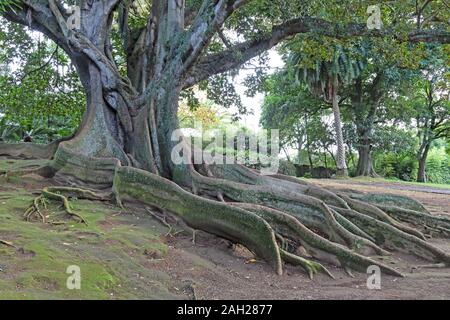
[162,178,450,300]
[1,171,449,300]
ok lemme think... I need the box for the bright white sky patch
[233,49,284,131]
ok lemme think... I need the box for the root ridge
[2,147,449,279]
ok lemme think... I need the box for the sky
[229,49,285,132]
[3,27,285,135]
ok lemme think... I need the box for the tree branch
[20,47,58,81]
[48,0,70,39]
[183,16,450,88]
[2,0,71,54]
[180,0,250,75]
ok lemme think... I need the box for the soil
[1,171,449,300]
[146,178,450,300]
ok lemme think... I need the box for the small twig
[0,239,16,248]
[217,192,225,202]
[49,221,66,225]
[416,263,446,269]
[146,207,173,236]
[20,47,58,81]
[192,230,197,245]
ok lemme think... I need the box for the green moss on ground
[0,160,186,299]
[0,159,49,172]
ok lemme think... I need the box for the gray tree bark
[331,80,348,177]
[2,0,450,279]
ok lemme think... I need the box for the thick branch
[180,0,250,74]
[2,0,70,53]
[183,17,450,88]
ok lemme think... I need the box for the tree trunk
[3,0,450,281]
[355,130,377,177]
[306,145,313,170]
[417,143,431,183]
[351,76,380,177]
[331,81,348,177]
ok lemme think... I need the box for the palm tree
[291,45,365,177]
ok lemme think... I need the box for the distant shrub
[278,160,297,176]
[425,148,450,184]
[375,152,417,181]
[374,146,449,184]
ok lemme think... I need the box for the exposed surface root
[280,249,335,280]
[0,140,62,159]
[24,195,48,223]
[0,165,55,179]
[2,145,450,279]
[115,165,339,278]
[338,194,427,240]
[230,202,402,277]
[331,206,450,264]
[113,165,410,277]
[24,187,110,225]
[376,205,450,237]
[190,170,394,257]
[347,192,431,213]
[114,166,284,275]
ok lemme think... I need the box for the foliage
[290,43,366,98]
[278,159,297,176]
[375,152,418,182]
[178,100,221,130]
[424,147,450,184]
[0,18,85,143]
[0,0,19,12]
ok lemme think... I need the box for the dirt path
[311,178,450,195]
[157,178,450,300]
[309,179,450,216]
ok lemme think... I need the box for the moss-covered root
[332,206,450,265]
[25,186,107,225]
[43,186,111,202]
[189,170,385,256]
[280,249,334,280]
[1,165,54,178]
[230,203,403,277]
[0,141,60,159]
[338,194,427,240]
[24,195,48,223]
[41,188,88,225]
[113,166,283,275]
[376,205,450,237]
[348,193,430,214]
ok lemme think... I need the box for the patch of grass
[350,176,450,190]
[300,175,450,190]
[0,159,49,172]
[0,176,182,299]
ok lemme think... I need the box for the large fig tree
[1,0,450,278]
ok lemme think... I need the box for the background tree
[342,37,429,177]
[0,18,84,142]
[408,56,449,182]
[290,43,366,176]
[261,68,326,166]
